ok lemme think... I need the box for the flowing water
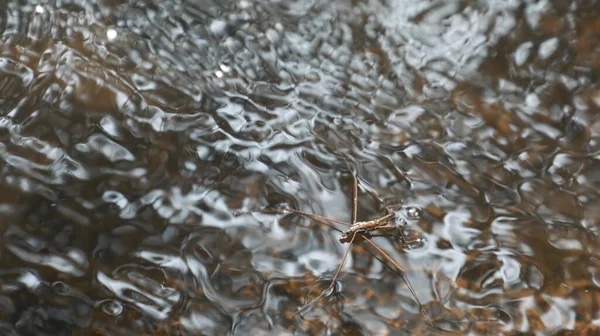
[0,0,599,335]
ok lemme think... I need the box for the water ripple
[0,0,599,334]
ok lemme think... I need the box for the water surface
[0,0,599,335]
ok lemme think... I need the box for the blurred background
[0,0,598,334]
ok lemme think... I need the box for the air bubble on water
[406,207,421,220]
[102,300,124,316]
[395,217,408,226]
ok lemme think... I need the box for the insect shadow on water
[235,170,433,326]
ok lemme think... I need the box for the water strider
[236,170,433,326]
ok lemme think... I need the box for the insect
[236,170,432,325]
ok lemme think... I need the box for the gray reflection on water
[0,0,599,334]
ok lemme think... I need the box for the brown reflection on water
[1,0,600,335]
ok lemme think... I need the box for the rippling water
[1,0,599,335]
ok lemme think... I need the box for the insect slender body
[339,213,395,243]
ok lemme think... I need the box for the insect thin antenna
[283,208,352,227]
[235,208,352,227]
[296,231,359,315]
[351,170,358,225]
[362,238,433,326]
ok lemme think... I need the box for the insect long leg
[296,231,359,315]
[236,209,346,234]
[362,238,433,326]
[367,232,399,238]
[283,208,352,227]
[368,232,420,247]
[351,170,358,225]
[236,208,352,227]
